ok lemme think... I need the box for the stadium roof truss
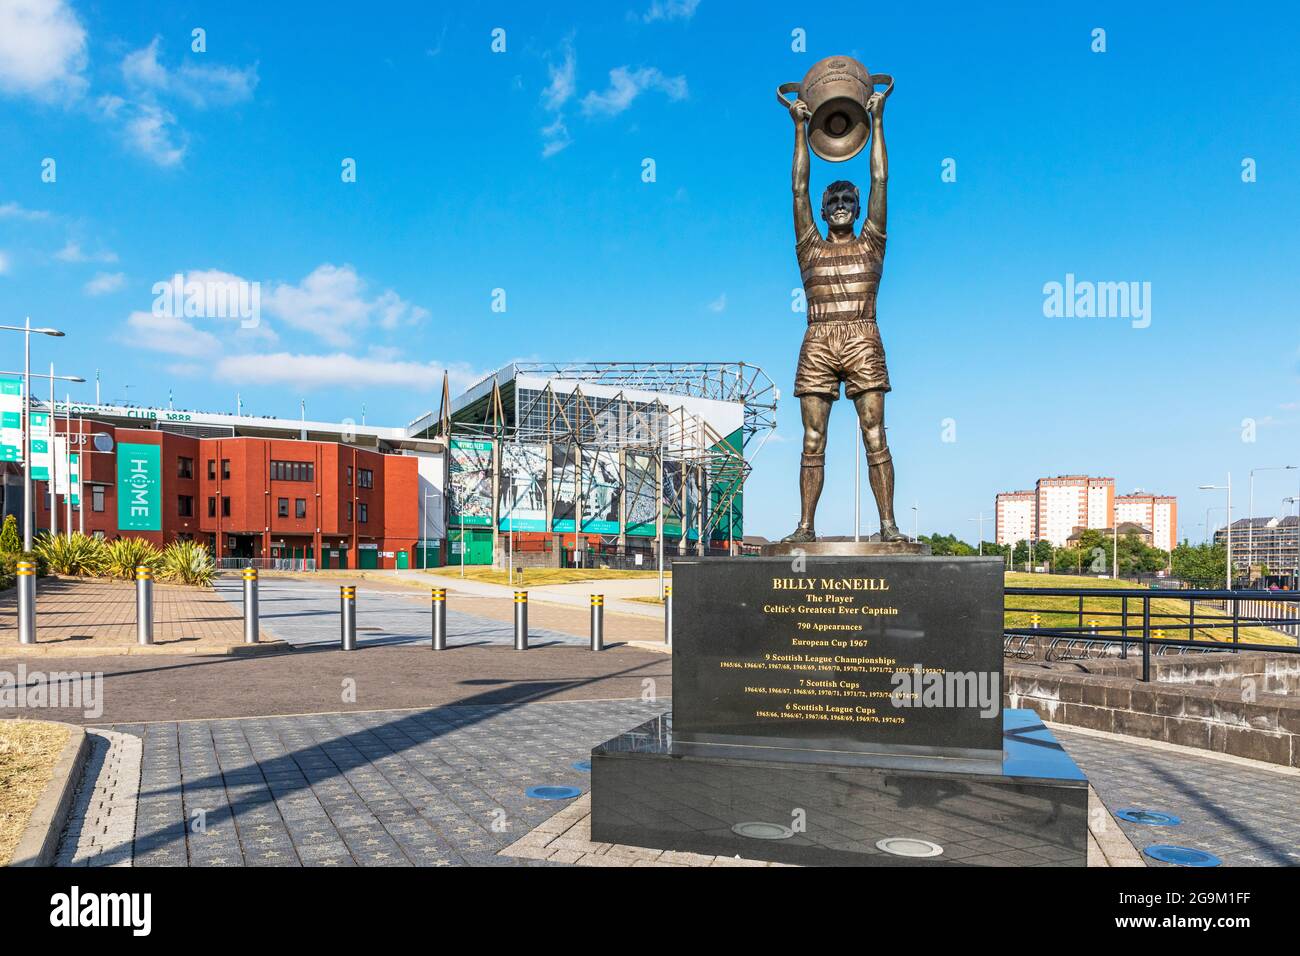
[447,366,762,538]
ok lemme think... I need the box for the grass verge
[0,720,72,866]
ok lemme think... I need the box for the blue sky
[1,0,1298,542]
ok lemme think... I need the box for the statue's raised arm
[864,91,887,237]
[790,99,816,242]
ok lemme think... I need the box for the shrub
[0,514,20,555]
[158,540,216,588]
[103,537,162,580]
[32,532,108,577]
[0,549,46,589]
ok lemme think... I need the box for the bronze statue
[780,59,900,544]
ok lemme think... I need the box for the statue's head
[821,180,860,232]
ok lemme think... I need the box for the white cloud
[581,66,687,117]
[541,115,571,158]
[96,95,186,167]
[214,352,459,391]
[124,311,221,357]
[54,239,117,263]
[0,201,52,220]
[0,251,10,274]
[542,43,576,111]
[85,271,126,295]
[540,40,576,158]
[642,0,701,22]
[122,37,258,109]
[708,293,726,313]
[0,0,87,101]
[263,263,428,346]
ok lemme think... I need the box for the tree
[1172,541,1227,587]
[0,514,19,555]
[919,533,976,556]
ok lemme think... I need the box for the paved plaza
[46,695,1300,868]
[212,575,667,649]
[7,574,1297,869]
[61,700,669,867]
[1,576,250,652]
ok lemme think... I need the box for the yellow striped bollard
[664,584,672,646]
[16,559,35,644]
[431,587,447,650]
[590,594,604,651]
[136,565,154,645]
[514,590,528,650]
[242,566,259,644]
[340,584,357,650]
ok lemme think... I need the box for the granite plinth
[590,709,1088,867]
[672,556,1005,759]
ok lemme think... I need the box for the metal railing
[1003,586,1300,681]
[217,557,317,572]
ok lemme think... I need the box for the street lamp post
[0,367,84,544]
[968,512,986,555]
[0,320,69,550]
[1200,475,1233,589]
[911,502,918,544]
[853,417,860,543]
[1113,520,1119,580]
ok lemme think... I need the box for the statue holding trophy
[775,56,905,547]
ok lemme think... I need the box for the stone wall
[1005,653,1300,768]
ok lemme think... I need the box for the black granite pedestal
[589,556,1089,866]
[591,709,1087,866]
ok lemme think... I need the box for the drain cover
[876,837,944,858]
[1143,845,1221,867]
[1116,809,1181,826]
[525,785,581,801]
[731,821,794,840]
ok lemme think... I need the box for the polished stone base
[591,709,1087,867]
[760,540,931,556]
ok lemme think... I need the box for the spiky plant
[103,537,163,580]
[32,532,108,577]
[158,541,217,587]
[157,539,216,588]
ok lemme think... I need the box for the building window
[347,502,353,522]
[178,457,194,479]
[295,498,306,519]
[359,503,368,523]
[178,495,194,517]
[208,497,217,517]
[92,486,105,513]
[221,459,231,479]
[221,496,231,517]
[278,498,289,517]
[207,459,216,480]
[347,466,353,486]
[270,460,315,482]
[358,468,374,489]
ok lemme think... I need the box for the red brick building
[34,419,421,569]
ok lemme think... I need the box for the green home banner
[29,411,50,480]
[0,375,21,463]
[117,442,162,531]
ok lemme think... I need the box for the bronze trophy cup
[777,55,893,162]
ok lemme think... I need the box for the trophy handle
[776,81,801,109]
[870,73,895,100]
